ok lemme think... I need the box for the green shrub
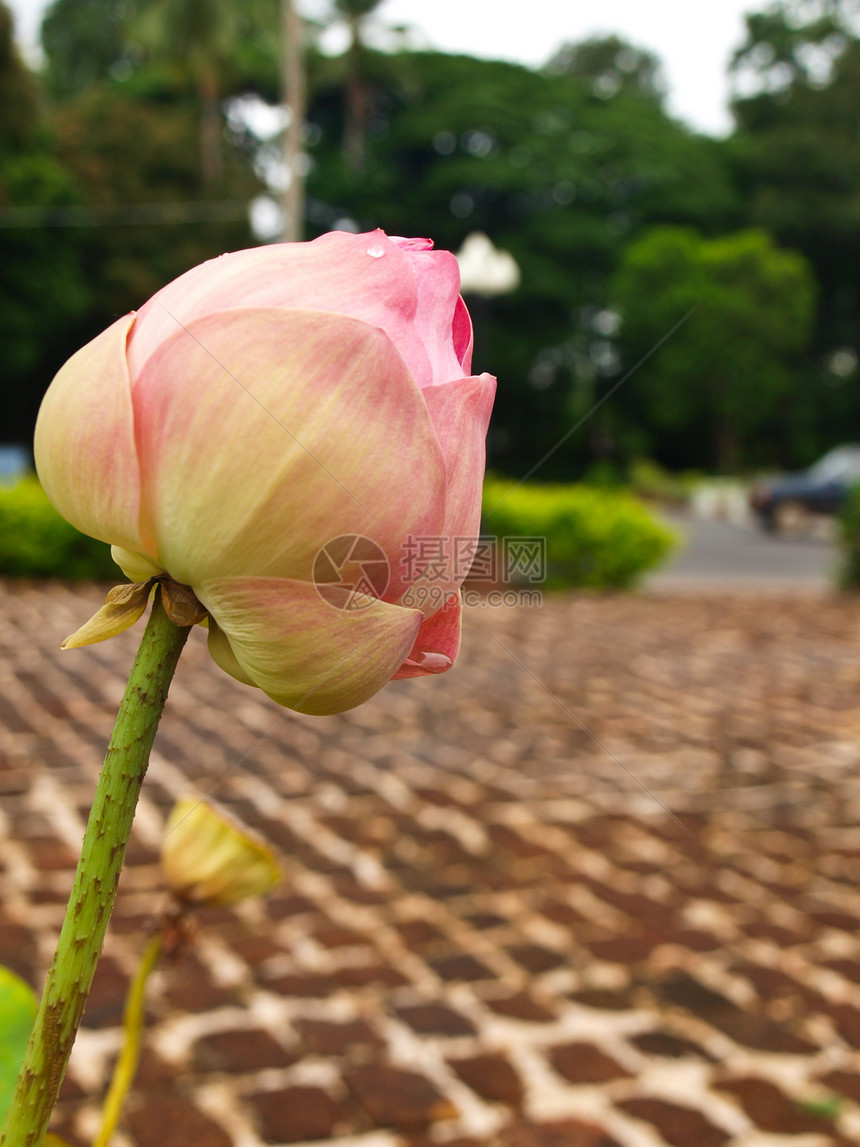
[0,474,677,588]
[0,477,117,579]
[582,458,625,488]
[838,483,860,589]
[627,458,701,505]
[482,477,677,589]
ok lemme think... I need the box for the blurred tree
[34,0,266,351]
[1,18,262,443]
[611,227,816,470]
[330,0,384,168]
[11,8,800,477]
[41,0,134,99]
[0,1,37,146]
[41,0,280,178]
[730,4,848,122]
[5,0,269,450]
[127,0,279,184]
[728,0,860,459]
[546,34,666,104]
[0,2,88,444]
[50,86,256,314]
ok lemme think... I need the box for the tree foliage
[546,34,666,103]
[2,0,858,480]
[41,0,133,99]
[728,1,860,458]
[0,2,88,442]
[611,227,816,470]
[42,0,280,101]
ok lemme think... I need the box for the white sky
[9,0,759,136]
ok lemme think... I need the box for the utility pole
[281,0,306,242]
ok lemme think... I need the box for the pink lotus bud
[34,231,495,714]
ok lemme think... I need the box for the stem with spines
[0,590,189,1147]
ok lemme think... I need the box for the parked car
[749,445,860,533]
[0,444,30,485]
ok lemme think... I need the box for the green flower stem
[0,590,190,1147]
[93,929,163,1147]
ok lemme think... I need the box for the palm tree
[332,0,384,169]
[134,0,277,187]
[281,0,305,240]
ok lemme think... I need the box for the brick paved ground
[4,580,860,1146]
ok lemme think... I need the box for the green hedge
[482,478,677,589]
[0,475,676,589]
[627,458,701,505]
[0,477,117,579]
[838,483,860,589]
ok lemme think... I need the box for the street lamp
[455,232,520,297]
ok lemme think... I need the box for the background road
[648,511,839,590]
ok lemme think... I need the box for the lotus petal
[131,308,447,594]
[199,575,424,714]
[393,592,462,679]
[34,314,146,554]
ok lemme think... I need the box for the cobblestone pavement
[4,581,860,1147]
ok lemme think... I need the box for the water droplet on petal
[408,651,452,673]
[366,246,385,258]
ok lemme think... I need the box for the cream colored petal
[34,314,147,553]
[198,575,424,715]
[206,616,255,686]
[162,798,280,907]
[111,547,166,582]
[61,581,152,649]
